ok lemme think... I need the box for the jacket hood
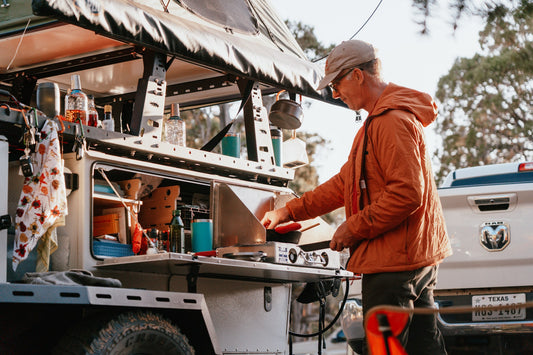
[370,83,438,127]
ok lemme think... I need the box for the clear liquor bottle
[165,103,186,146]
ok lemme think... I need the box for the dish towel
[13,119,68,271]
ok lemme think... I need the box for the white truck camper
[0,1,352,354]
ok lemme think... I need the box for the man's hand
[330,221,357,251]
[260,206,291,229]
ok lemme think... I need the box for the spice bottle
[87,95,98,127]
[101,104,115,131]
[65,74,88,124]
[169,209,185,253]
[165,103,186,146]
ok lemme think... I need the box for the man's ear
[352,68,364,83]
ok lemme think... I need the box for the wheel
[53,311,194,355]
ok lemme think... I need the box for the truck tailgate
[437,182,533,290]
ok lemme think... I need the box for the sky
[268,0,485,183]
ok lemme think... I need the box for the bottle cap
[104,104,112,113]
[171,103,180,117]
[71,74,82,90]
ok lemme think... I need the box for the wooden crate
[93,213,120,237]
[102,207,129,243]
[138,185,181,231]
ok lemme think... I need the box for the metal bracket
[0,214,12,231]
[242,82,276,164]
[187,264,200,293]
[130,51,167,140]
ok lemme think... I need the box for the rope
[7,18,31,70]
[98,168,158,251]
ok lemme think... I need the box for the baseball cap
[317,40,377,90]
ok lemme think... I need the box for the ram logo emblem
[480,222,510,251]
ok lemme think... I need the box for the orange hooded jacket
[286,83,452,274]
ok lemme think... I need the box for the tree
[411,0,526,33]
[285,20,335,61]
[432,1,533,183]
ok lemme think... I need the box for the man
[261,40,452,354]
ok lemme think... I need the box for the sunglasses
[329,68,357,92]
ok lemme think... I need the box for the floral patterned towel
[13,119,68,271]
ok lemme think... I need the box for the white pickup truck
[341,161,533,354]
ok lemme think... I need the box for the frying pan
[266,229,302,243]
[265,222,321,244]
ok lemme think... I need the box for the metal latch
[64,172,79,192]
[0,214,12,231]
[264,286,272,312]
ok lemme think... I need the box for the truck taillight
[518,162,533,172]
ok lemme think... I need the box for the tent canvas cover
[0,0,334,109]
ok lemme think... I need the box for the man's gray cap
[317,40,377,90]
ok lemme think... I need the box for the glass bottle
[165,103,186,146]
[65,74,88,124]
[169,209,185,253]
[101,104,115,131]
[87,95,98,127]
[149,228,159,249]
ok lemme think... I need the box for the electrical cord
[312,0,384,63]
[289,276,351,338]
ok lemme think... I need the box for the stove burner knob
[288,248,298,263]
[321,252,329,267]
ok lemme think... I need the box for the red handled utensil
[274,222,302,234]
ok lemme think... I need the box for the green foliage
[433,1,533,184]
[181,107,222,152]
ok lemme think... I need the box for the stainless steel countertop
[96,252,352,283]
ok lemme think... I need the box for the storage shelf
[94,193,142,209]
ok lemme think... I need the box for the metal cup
[191,219,213,252]
[221,133,240,158]
[36,82,60,118]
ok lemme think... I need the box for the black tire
[53,311,194,355]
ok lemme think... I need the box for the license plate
[472,293,526,321]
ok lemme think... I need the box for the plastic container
[282,136,308,169]
[93,239,134,257]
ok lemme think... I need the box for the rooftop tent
[0,0,335,109]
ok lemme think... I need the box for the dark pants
[361,265,447,355]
